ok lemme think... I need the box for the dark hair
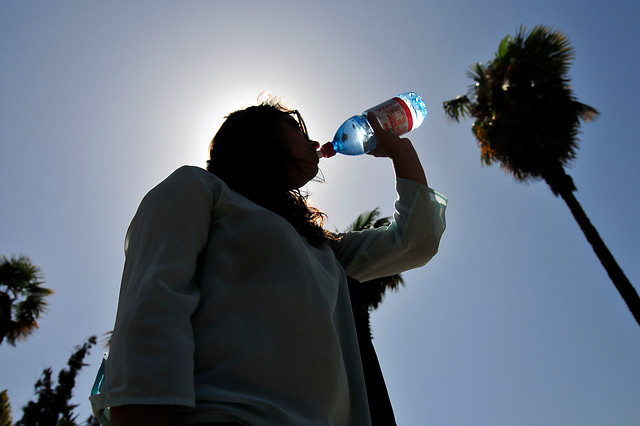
[207,101,332,246]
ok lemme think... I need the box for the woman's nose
[309,140,320,149]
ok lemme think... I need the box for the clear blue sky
[1,1,639,424]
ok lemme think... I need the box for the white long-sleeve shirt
[90,166,446,425]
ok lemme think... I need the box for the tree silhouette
[344,208,405,338]
[443,25,640,326]
[0,254,54,345]
[343,208,403,425]
[17,336,97,426]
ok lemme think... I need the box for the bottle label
[368,97,413,135]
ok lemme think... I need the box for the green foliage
[17,336,97,426]
[0,390,12,426]
[346,207,391,233]
[443,25,599,192]
[0,254,54,346]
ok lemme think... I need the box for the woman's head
[206,97,331,246]
[207,100,319,195]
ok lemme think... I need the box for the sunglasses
[290,110,310,141]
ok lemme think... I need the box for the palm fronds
[0,254,53,345]
[443,25,599,184]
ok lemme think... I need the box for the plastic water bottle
[318,92,427,158]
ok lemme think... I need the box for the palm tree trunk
[0,292,12,345]
[557,186,640,327]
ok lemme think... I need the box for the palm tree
[443,25,640,326]
[345,208,405,338]
[0,254,54,345]
[344,208,402,424]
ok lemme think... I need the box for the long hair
[207,101,332,246]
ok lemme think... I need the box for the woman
[90,98,447,425]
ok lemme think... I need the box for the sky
[1,1,639,425]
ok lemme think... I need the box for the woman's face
[280,120,320,188]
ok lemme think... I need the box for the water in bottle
[318,92,427,158]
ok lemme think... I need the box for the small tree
[17,336,97,426]
[0,254,54,345]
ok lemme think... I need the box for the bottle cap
[318,142,336,158]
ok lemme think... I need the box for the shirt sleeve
[328,178,447,283]
[93,166,216,411]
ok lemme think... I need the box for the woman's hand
[366,111,428,186]
[366,111,412,159]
